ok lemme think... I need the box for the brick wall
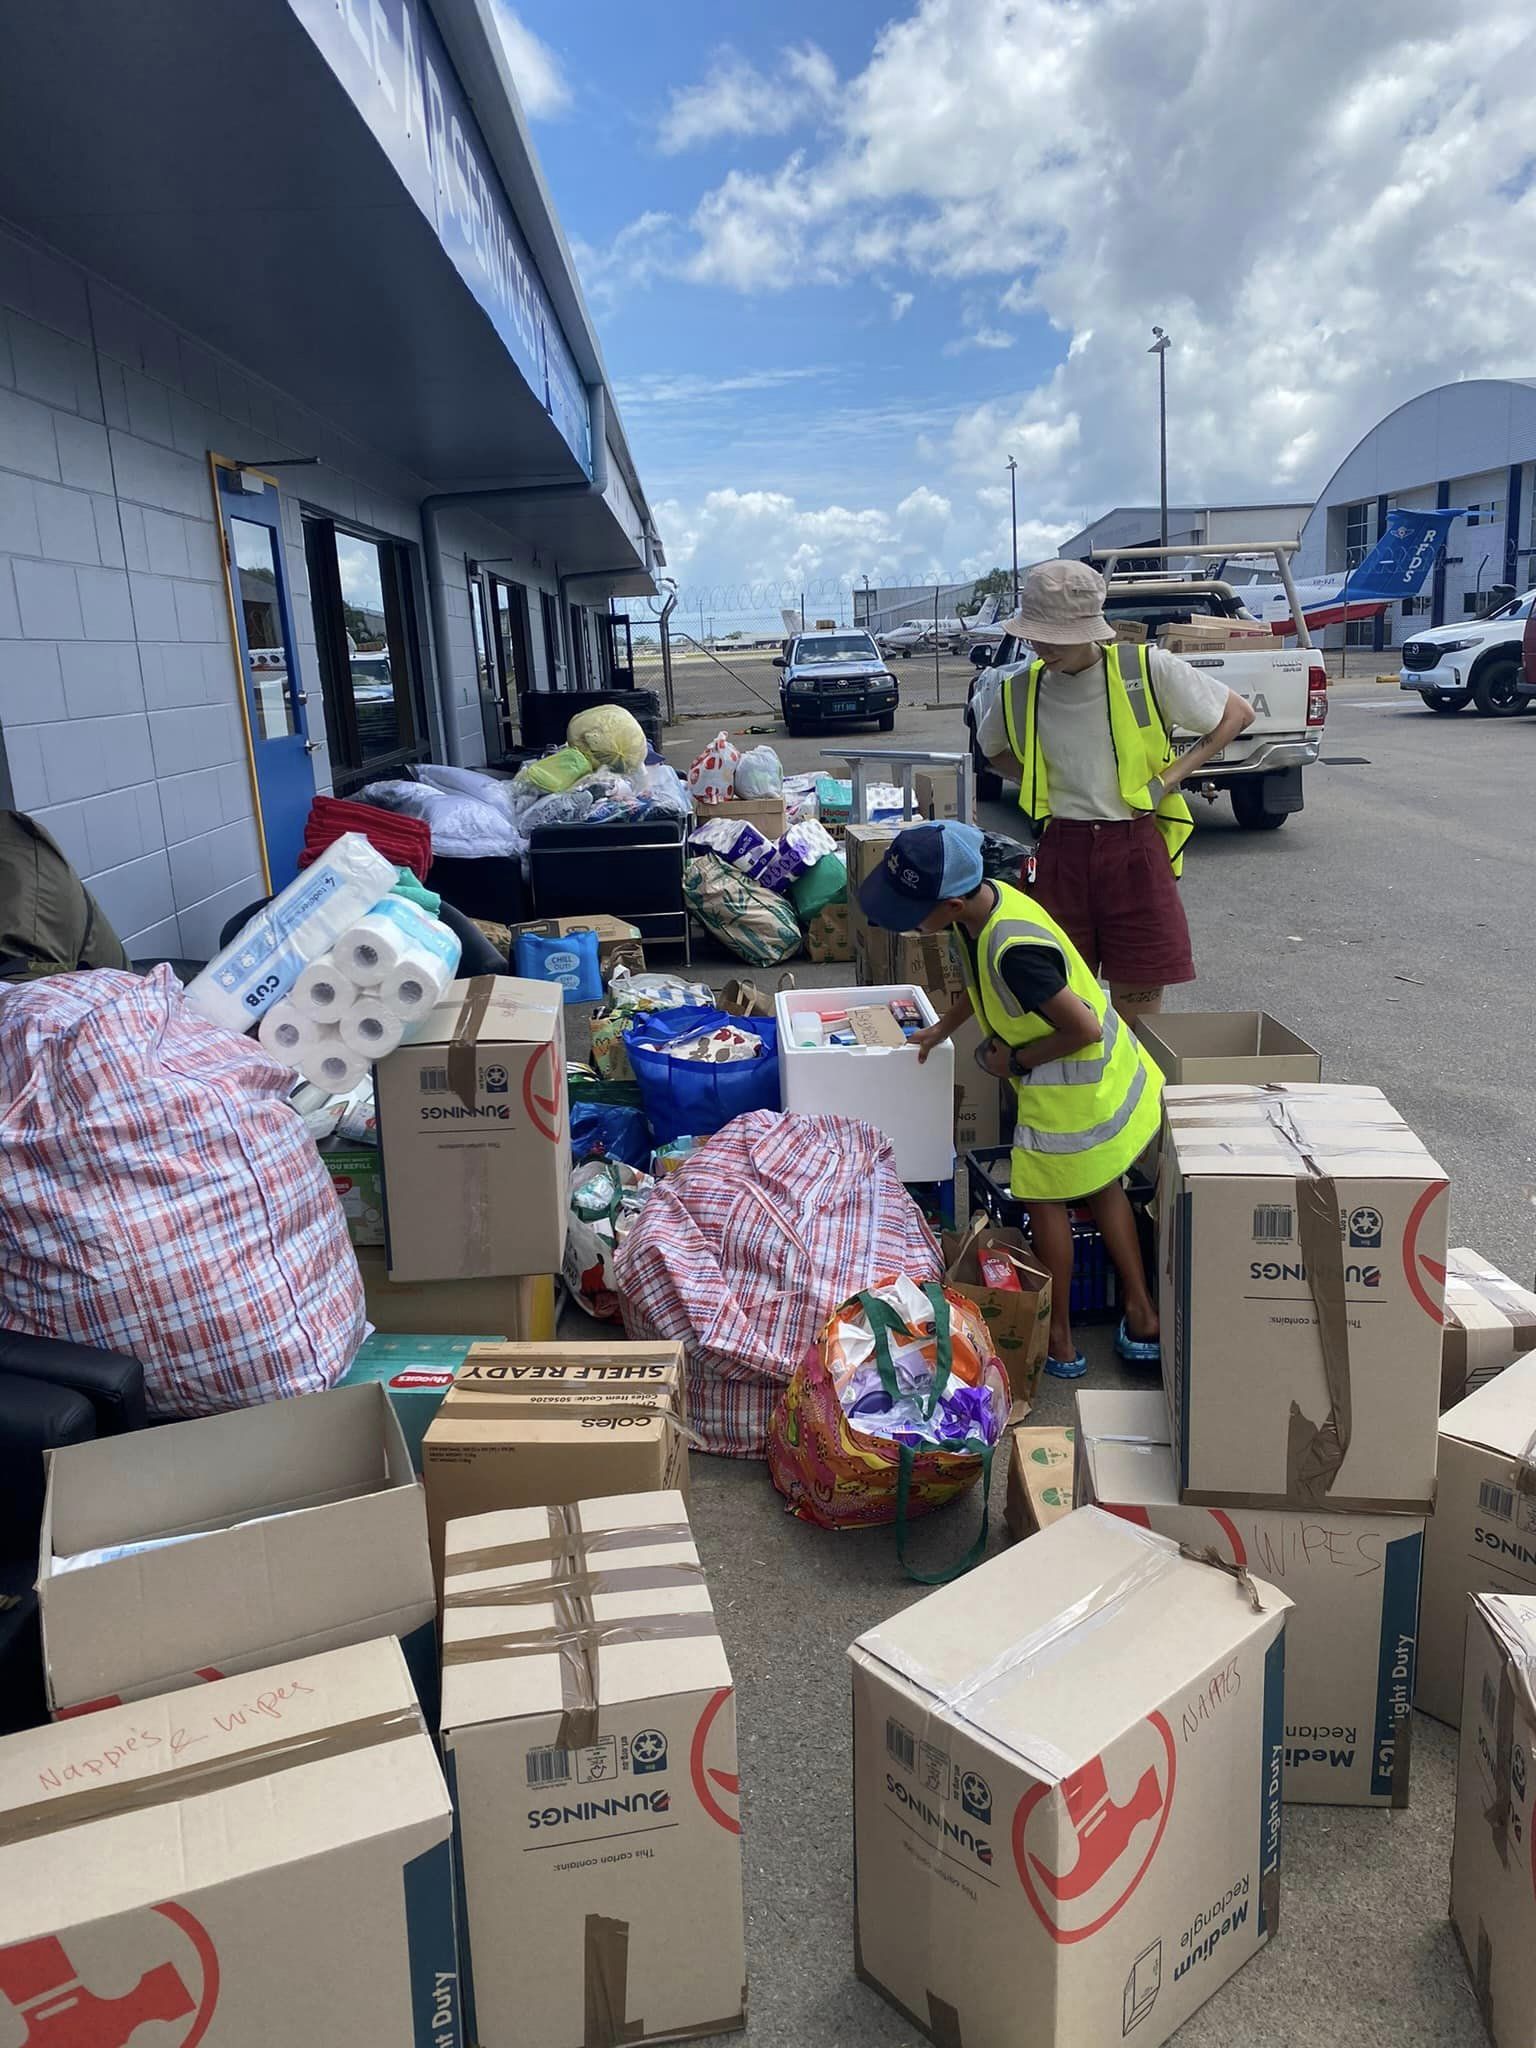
[0,220,561,957]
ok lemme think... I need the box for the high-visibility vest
[961,880,1163,1202]
[1001,641,1195,876]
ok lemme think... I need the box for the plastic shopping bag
[767,1276,1008,1580]
[563,1158,653,1321]
[687,731,741,806]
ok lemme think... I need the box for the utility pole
[1149,327,1171,549]
[800,591,806,630]
[1007,455,1019,613]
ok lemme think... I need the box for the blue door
[213,463,315,888]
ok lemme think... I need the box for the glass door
[488,575,534,756]
[211,460,314,888]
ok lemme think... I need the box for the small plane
[1234,573,1389,636]
[876,593,1001,657]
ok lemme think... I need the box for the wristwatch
[1008,1045,1032,1075]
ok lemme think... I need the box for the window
[1343,502,1372,570]
[1400,595,1432,617]
[541,590,565,689]
[1463,592,1487,614]
[304,516,428,789]
[1344,617,1375,647]
[229,519,295,740]
[1465,501,1504,527]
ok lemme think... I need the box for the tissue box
[376,975,569,1282]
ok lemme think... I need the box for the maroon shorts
[1030,815,1195,989]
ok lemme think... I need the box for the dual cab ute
[966,543,1328,834]
[775,629,899,736]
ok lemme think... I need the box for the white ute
[967,543,1329,834]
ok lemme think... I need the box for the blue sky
[499,0,1536,630]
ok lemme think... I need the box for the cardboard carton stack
[851,1507,1290,2048]
[1149,1080,1449,1805]
[440,1490,746,2047]
[1440,1248,1536,1408]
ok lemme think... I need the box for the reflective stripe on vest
[1013,1052,1151,1154]
[1030,1006,1122,1086]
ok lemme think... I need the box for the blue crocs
[1115,1317,1161,1366]
[1044,1350,1088,1381]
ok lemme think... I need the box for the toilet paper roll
[338,996,406,1060]
[297,1028,368,1096]
[382,951,456,1022]
[258,999,323,1063]
[290,956,359,1022]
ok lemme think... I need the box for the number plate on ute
[826,700,857,714]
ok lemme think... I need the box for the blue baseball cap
[858,821,986,932]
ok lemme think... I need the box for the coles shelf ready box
[849,1505,1290,2048]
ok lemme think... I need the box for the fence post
[659,596,677,724]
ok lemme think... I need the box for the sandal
[1115,1317,1161,1366]
[1044,1350,1088,1381]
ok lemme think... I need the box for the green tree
[961,567,1014,614]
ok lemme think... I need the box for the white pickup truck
[965,543,1328,832]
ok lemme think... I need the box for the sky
[498,0,1536,631]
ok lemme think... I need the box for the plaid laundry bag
[767,1276,1010,1582]
[614,1110,941,1456]
[0,966,365,1417]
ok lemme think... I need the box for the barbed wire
[643,569,1008,615]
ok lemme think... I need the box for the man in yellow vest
[859,819,1161,1379]
[974,559,1255,1025]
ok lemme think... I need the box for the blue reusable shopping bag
[622,1005,781,1142]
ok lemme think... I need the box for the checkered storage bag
[614,1109,941,1456]
[0,966,365,1417]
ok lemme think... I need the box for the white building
[1293,379,1536,650]
[0,0,660,959]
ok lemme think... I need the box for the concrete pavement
[620,682,1532,2046]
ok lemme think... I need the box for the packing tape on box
[443,1560,706,1608]
[1479,1602,1536,1870]
[582,1913,746,2048]
[447,974,499,1112]
[442,1505,715,1749]
[0,1705,423,1849]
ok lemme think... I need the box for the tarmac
[566,672,1534,2046]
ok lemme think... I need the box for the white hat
[1002,559,1114,645]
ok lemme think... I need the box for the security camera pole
[1149,327,1171,550]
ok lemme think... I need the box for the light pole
[1006,455,1019,612]
[861,572,871,628]
[1149,327,1171,549]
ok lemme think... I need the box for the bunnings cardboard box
[693,792,787,839]
[421,1343,689,1572]
[37,1383,437,1719]
[1076,1389,1422,1807]
[338,1332,501,1471]
[1005,1426,1075,1538]
[321,1139,387,1247]
[440,1492,745,2047]
[1159,1083,1448,1513]
[355,1245,557,1340]
[915,768,961,819]
[0,1637,459,2048]
[851,1507,1289,2048]
[1449,1593,1536,2045]
[1441,1247,1536,1408]
[375,975,568,1283]
[1416,1353,1536,1725]
[1139,1012,1321,1088]
[943,1221,1051,1402]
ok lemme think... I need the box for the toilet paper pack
[335,896,461,999]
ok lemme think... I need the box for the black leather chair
[0,1330,147,1733]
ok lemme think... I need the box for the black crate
[962,1147,1155,1322]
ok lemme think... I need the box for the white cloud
[658,43,838,154]
[943,324,1015,354]
[491,5,571,119]
[624,0,1536,531]
[890,290,915,320]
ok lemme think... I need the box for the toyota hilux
[775,629,900,735]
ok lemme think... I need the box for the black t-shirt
[956,925,1067,1022]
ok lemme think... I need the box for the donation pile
[186,832,463,1096]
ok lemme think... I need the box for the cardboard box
[441,1491,746,2046]
[38,1384,436,1718]
[1005,1426,1075,1537]
[510,913,645,980]
[321,1139,387,1247]
[851,1507,1289,2048]
[1442,1247,1536,1408]
[1113,619,1150,643]
[355,1245,557,1339]
[845,823,898,983]
[693,792,787,839]
[1160,1083,1448,1512]
[1158,619,1274,654]
[1076,1389,1423,1806]
[338,1331,502,1471]
[422,1342,689,1572]
[1449,1593,1536,2045]
[0,1638,458,2048]
[915,768,961,819]
[943,1220,1051,1402]
[1139,1012,1321,1088]
[806,899,853,962]
[776,982,955,1180]
[952,1015,1007,1154]
[1416,1353,1536,1725]
[376,975,569,1283]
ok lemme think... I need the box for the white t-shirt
[975,647,1230,822]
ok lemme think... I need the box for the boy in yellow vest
[859,819,1161,1378]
